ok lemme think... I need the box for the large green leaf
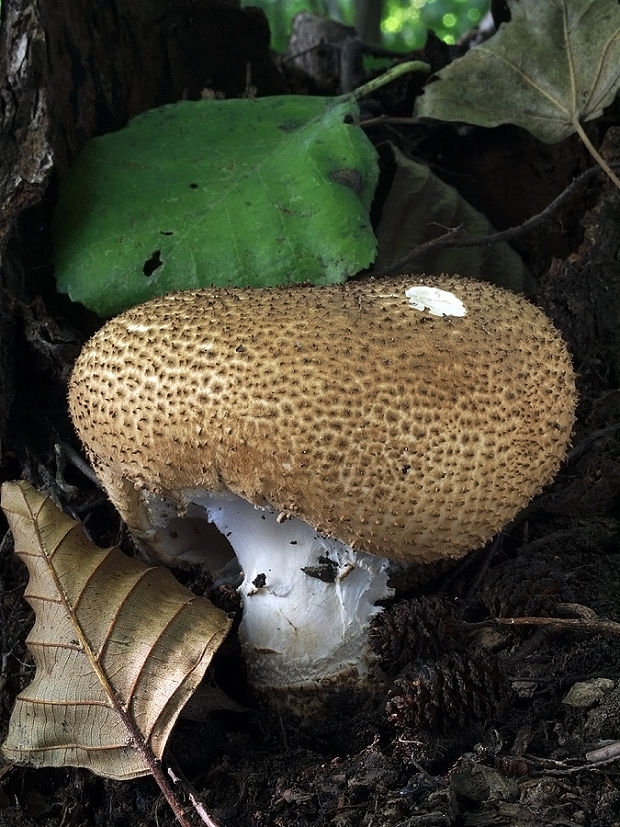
[54,96,379,317]
[414,0,620,144]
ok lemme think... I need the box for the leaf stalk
[573,120,620,191]
[344,60,430,102]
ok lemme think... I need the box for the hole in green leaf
[143,250,163,277]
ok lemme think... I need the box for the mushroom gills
[140,488,394,695]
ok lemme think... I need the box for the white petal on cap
[405,285,467,316]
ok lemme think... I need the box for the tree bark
[540,129,620,402]
[0,0,282,286]
[0,0,281,464]
[354,0,382,45]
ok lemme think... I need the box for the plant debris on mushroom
[68,275,576,702]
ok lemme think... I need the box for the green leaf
[414,0,620,144]
[374,144,534,294]
[54,96,379,317]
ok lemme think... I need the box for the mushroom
[68,275,576,702]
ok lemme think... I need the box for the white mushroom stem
[147,490,394,695]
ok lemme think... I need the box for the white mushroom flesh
[143,488,393,692]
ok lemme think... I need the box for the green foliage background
[244,0,489,52]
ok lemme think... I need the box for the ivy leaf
[414,0,620,144]
[53,96,378,317]
[1,480,231,781]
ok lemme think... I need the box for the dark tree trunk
[354,0,382,45]
[0,0,282,463]
[0,0,281,272]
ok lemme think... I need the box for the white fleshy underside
[140,489,393,691]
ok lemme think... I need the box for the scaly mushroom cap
[69,275,576,564]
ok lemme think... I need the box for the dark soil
[1,3,620,826]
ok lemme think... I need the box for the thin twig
[361,114,424,128]
[493,603,620,637]
[168,766,223,827]
[585,742,620,765]
[523,744,620,776]
[55,439,102,487]
[189,793,221,827]
[105,707,198,827]
[375,163,619,277]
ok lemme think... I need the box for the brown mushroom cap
[69,275,576,564]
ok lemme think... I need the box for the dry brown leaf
[415,0,620,144]
[0,480,231,781]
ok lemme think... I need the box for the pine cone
[369,596,462,675]
[385,651,503,731]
